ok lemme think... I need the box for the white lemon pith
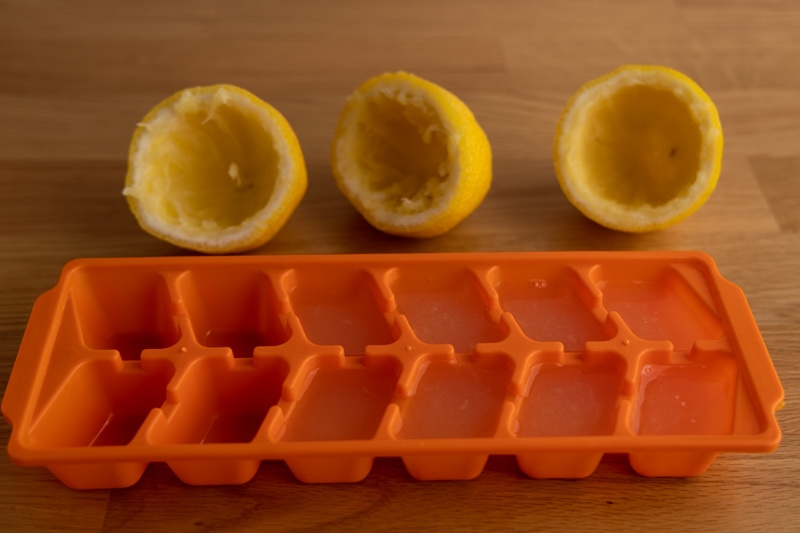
[555,65,723,232]
[124,85,307,253]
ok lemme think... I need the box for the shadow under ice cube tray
[1,252,784,489]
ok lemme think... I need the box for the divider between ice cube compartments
[612,396,636,436]
[473,310,565,398]
[364,266,400,314]
[587,310,674,396]
[254,313,345,402]
[262,268,296,314]
[468,264,505,323]
[365,313,455,398]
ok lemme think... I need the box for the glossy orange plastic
[1,252,784,489]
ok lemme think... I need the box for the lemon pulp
[576,85,702,207]
[130,91,279,229]
[353,92,450,216]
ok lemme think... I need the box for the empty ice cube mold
[2,252,784,489]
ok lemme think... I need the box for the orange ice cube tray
[2,251,783,489]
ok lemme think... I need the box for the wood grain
[1,1,798,531]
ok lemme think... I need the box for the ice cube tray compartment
[69,267,181,360]
[2,252,783,489]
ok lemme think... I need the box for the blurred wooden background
[1,1,798,531]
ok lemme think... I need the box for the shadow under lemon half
[124,85,307,254]
[554,65,723,233]
[331,72,492,238]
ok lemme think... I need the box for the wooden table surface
[1,1,798,531]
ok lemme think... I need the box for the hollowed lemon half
[124,84,307,253]
[554,65,723,232]
[331,72,492,238]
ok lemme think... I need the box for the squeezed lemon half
[554,65,723,232]
[331,72,492,238]
[124,84,307,253]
